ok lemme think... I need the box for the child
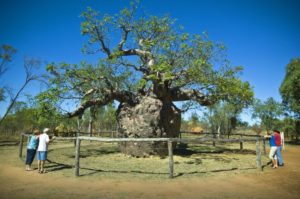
[25,130,40,171]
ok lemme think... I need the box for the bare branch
[118,26,130,51]
[170,88,214,106]
[94,26,111,56]
[120,60,150,75]
[67,89,137,118]
[0,57,41,126]
[67,94,114,117]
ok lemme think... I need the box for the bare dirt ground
[0,144,299,199]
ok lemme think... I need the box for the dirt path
[0,145,299,199]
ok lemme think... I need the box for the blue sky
[0,0,300,123]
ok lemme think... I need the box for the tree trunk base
[116,96,180,157]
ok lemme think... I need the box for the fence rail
[19,133,266,178]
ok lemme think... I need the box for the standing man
[274,130,284,166]
[37,128,52,173]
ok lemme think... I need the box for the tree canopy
[252,97,284,132]
[280,58,300,118]
[0,44,17,102]
[40,2,253,118]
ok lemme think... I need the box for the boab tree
[41,3,253,156]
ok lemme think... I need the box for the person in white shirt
[37,128,54,173]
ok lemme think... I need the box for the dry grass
[23,139,269,180]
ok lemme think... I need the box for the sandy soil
[0,144,299,199]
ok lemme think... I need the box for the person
[274,130,284,166]
[37,128,54,173]
[25,129,40,171]
[264,131,278,169]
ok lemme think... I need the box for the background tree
[252,97,284,132]
[41,2,253,156]
[280,58,300,140]
[203,101,244,138]
[80,103,117,134]
[280,58,300,117]
[0,44,41,126]
[0,44,17,102]
[180,113,205,132]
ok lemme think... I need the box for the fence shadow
[45,159,73,172]
[78,166,257,178]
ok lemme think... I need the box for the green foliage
[203,101,243,136]
[280,58,300,117]
[252,98,284,132]
[0,101,39,134]
[0,44,17,102]
[79,103,117,131]
[41,1,253,121]
[181,113,206,132]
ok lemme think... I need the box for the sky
[0,0,300,123]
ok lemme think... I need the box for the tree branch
[94,27,111,56]
[170,88,214,106]
[118,26,130,51]
[0,58,40,126]
[67,94,114,117]
[67,90,137,118]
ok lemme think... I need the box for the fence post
[255,138,263,171]
[75,137,81,177]
[240,141,243,150]
[168,140,174,178]
[262,139,266,155]
[19,134,24,158]
[212,141,216,146]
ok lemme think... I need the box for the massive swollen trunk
[116,96,181,157]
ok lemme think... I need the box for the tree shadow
[174,147,224,157]
[174,144,256,157]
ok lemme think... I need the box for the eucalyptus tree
[0,44,16,102]
[0,44,41,126]
[280,58,300,138]
[42,2,253,156]
[252,98,284,132]
[280,58,300,117]
[203,101,244,138]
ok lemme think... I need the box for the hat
[43,128,50,133]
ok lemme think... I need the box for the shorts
[37,151,47,161]
[269,146,277,160]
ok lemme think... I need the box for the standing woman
[264,131,278,169]
[25,129,40,171]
